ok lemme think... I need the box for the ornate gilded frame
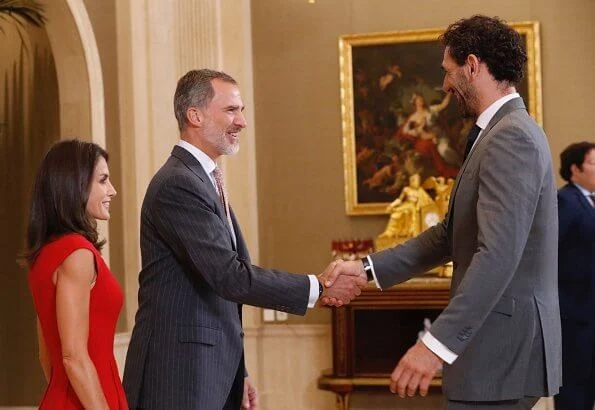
[340,22,542,215]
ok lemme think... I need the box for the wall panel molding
[175,0,221,73]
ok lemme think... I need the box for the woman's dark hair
[559,141,595,182]
[23,139,108,266]
[440,15,527,85]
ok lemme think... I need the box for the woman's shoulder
[30,234,98,277]
[41,233,97,258]
[52,233,94,247]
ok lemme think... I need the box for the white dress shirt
[469,93,520,155]
[573,182,595,206]
[177,140,320,308]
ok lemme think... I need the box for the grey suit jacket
[123,146,310,409]
[370,98,562,401]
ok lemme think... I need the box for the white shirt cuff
[421,331,458,364]
[307,275,320,308]
[366,256,382,289]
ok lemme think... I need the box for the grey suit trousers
[445,397,539,409]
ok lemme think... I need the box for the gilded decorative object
[423,175,454,218]
[441,261,453,278]
[340,22,542,215]
[375,174,454,279]
[377,173,435,240]
[375,174,452,252]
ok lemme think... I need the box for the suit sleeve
[369,219,451,289]
[428,121,545,354]
[147,174,310,315]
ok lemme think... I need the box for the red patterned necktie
[211,167,236,243]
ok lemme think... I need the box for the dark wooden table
[318,277,451,410]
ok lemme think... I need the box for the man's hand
[389,341,443,398]
[318,260,368,306]
[320,259,366,287]
[242,377,258,409]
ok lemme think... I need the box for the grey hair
[173,69,237,131]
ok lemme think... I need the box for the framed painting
[340,22,542,215]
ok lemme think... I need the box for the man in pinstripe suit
[122,69,367,410]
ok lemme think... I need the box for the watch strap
[361,257,374,282]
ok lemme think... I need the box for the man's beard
[217,133,240,156]
[454,85,479,119]
[221,143,240,156]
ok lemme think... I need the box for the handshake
[317,259,369,307]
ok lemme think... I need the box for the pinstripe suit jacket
[370,99,562,401]
[123,146,310,409]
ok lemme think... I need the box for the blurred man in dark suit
[555,141,595,410]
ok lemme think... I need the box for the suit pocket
[178,325,221,346]
[491,295,515,317]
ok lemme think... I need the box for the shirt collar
[476,93,520,130]
[177,140,217,175]
[573,182,594,197]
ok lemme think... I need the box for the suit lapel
[229,210,249,259]
[446,98,528,230]
[480,98,527,141]
[171,146,239,250]
[570,183,595,213]
[171,145,209,183]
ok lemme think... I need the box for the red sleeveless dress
[28,233,128,409]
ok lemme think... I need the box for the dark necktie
[589,194,595,207]
[463,124,482,160]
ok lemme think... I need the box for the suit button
[457,326,472,341]
[240,331,245,338]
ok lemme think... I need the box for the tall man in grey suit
[322,15,562,409]
[122,69,365,410]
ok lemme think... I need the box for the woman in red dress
[24,140,127,409]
